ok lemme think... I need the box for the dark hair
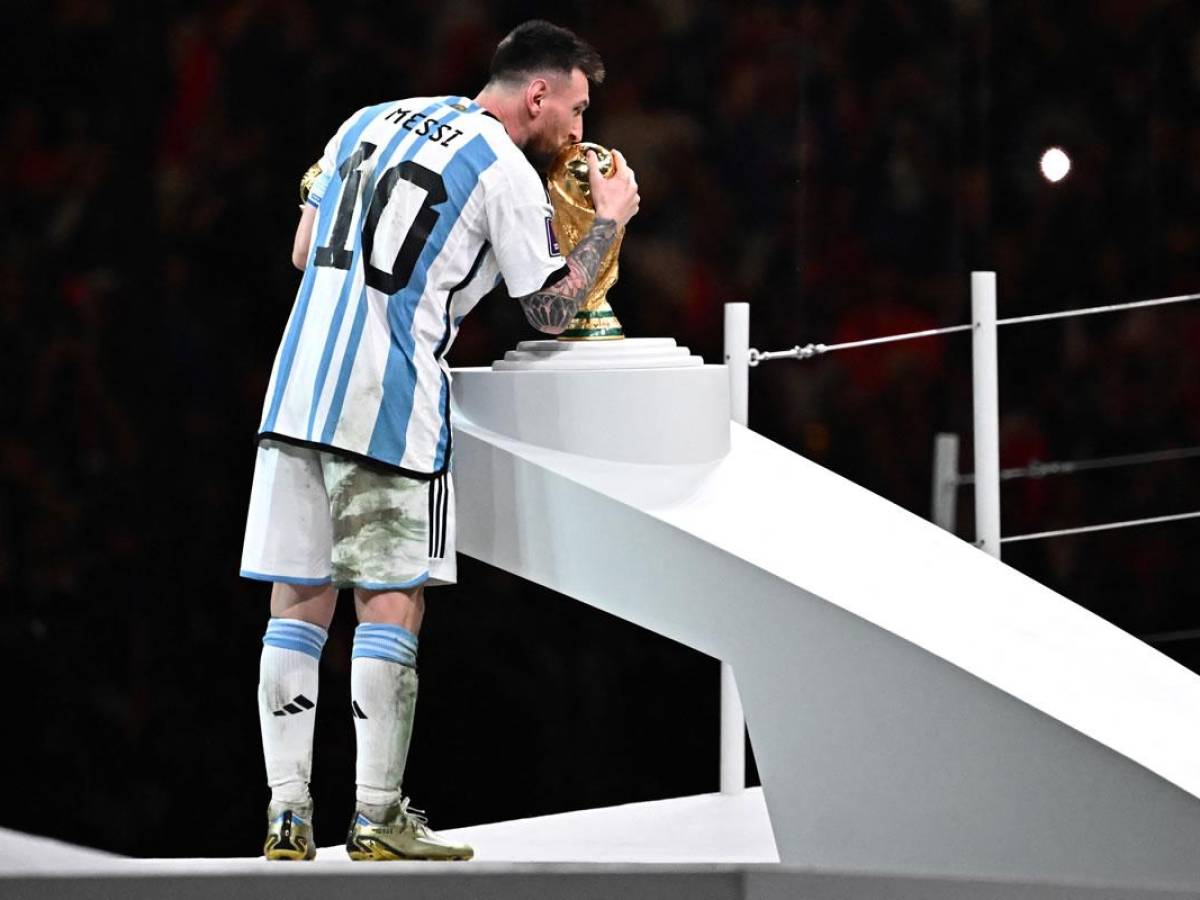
[489,20,605,86]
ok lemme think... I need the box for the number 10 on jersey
[315,141,448,295]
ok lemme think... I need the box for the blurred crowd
[4,0,1200,855]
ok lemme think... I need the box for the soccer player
[240,20,640,861]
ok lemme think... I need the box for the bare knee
[354,585,425,634]
[270,581,338,629]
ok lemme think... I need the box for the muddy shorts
[240,439,455,589]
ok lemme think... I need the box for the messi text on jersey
[383,107,465,148]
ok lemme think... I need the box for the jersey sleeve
[306,110,361,209]
[484,157,568,298]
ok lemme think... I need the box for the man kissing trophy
[496,141,701,371]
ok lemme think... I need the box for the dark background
[5,0,1200,857]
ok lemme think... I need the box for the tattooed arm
[517,217,620,334]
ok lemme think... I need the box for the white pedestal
[453,342,727,465]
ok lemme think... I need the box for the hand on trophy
[586,149,640,227]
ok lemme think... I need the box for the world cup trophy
[546,142,625,340]
[299,162,322,205]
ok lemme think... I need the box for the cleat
[264,807,316,860]
[345,798,473,861]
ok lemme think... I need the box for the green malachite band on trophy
[558,304,624,339]
[558,329,625,340]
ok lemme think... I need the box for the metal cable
[956,445,1200,485]
[820,324,976,350]
[749,324,972,365]
[1000,510,1200,544]
[747,291,1200,364]
[998,291,1200,326]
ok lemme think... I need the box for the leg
[326,459,429,816]
[242,440,339,860]
[318,455,469,859]
[346,583,471,860]
[258,582,337,860]
[259,582,337,794]
[354,584,425,633]
[273,581,339,628]
[350,585,423,815]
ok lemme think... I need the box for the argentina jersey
[257,96,566,477]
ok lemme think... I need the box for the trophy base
[557,306,624,340]
[492,337,704,371]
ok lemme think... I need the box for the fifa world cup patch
[545,217,561,256]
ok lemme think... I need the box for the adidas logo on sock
[351,700,368,720]
[272,694,315,717]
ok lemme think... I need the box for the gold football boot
[345,798,473,861]
[263,807,316,860]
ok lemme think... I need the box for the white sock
[351,624,419,813]
[258,618,327,810]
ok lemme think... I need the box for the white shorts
[240,439,456,589]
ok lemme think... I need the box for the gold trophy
[546,142,625,340]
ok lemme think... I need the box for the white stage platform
[3,791,1198,899]
[369,787,779,864]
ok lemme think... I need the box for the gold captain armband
[299,162,323,205]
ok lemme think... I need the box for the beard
[523,130,570,174]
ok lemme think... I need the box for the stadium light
[1040,147,1071,183]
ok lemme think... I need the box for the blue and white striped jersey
[257,96,565,477]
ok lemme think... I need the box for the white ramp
[450,363,1200,889]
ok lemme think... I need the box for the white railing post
[932,432,960,533]
[721,303,749,794]
[971,272,1001,558]
[726,303,749,427]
